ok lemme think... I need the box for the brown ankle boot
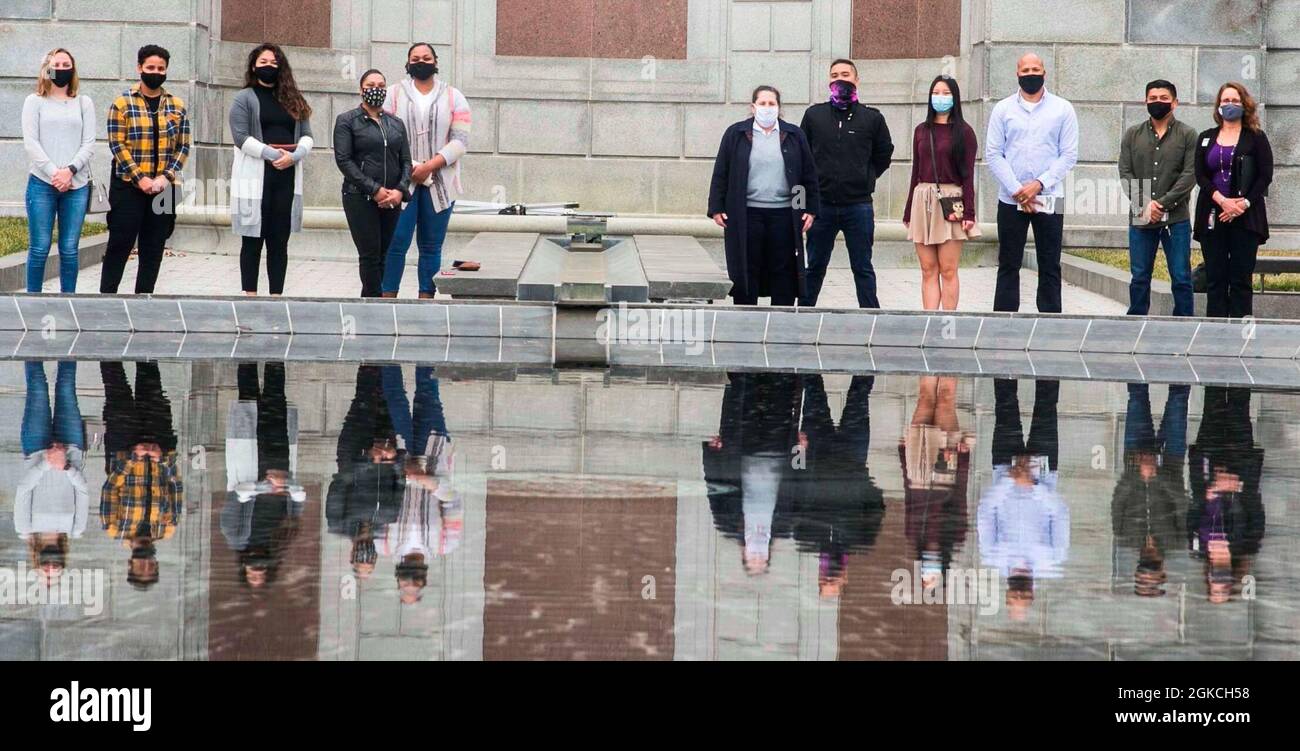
[380,291,398,299]
[418,291,436,300]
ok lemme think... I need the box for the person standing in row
[380,43,471,299]
[1194,82,1274,319]
[22,48,96,294]
[985,53,1078,313]
[799,59,893,308]
[1119,80,1198,317]
[334,69,412,298]
[903,74,980,311]
[229,44,314,297]
[101,45,190,295]
[708,86,819,306]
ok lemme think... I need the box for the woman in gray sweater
[21,48,96,293]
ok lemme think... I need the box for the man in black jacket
[799,59,894,308]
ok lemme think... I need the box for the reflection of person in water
[378,365,462,604]
[787,374,884,598]
[977,379,1068,621]
[1188,387,1265,604]
[326,364,404,581]
[704,371,803,576]
[900,376,973,595]
[16,361,87,586]
[99,361,181,591]
[1112,384,1189,598]
[221,362,307,589]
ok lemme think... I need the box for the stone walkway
[37,249,1126,314]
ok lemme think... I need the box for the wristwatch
[1243,198,1252,209]
[68,165,78,175]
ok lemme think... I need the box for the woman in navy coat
[708,86,820,305]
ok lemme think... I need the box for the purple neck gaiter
[829,80,858,110]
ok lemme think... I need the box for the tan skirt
[907,183,982,245]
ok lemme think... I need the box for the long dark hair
[924,74,967,178]
[244,43,313,121]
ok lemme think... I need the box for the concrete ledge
[0,234,108,292]
[1045,251,1300,320]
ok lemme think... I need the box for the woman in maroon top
[904,75,980,310]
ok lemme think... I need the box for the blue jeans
[1124,383,1189,458]
[381,365,448,456]
[22,361,83,455]
[25,175,90,293]
[1128,220,1192,316]
[381,187,454,295]
[801,201,877,308]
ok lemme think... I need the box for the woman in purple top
[1193,82,1274,318]
[904,75,980,310]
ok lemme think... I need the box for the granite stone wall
[0,0,1294,235]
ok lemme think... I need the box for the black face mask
[254,65,280,84]
[50,68,74,88]
[1018,73,1045,95]
[406,61,437,81]
[1146,101,1172,121]
[140,72,167,90]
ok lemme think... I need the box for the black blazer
[1193,126,1273,243]
[706,118,820,300]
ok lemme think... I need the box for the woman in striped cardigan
[379,42,471,299]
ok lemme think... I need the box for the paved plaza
[37,248,1126,315]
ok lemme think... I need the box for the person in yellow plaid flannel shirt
[99,361,182,591]
[101,44,191,295]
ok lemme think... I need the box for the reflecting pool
[1,360,1296,660]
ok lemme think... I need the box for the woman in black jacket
[708,86,819,306]
[334,69,413,298]
[1193,82,1274,318]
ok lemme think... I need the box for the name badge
[1202,138,1211,147]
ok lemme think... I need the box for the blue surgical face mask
[930,94,954,113]
[1219,103,1244,122]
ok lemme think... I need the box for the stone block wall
[0,0,1293,235]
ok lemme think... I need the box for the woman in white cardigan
[379,42,471,299]
[229,43,314,296]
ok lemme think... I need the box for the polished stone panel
[494,0,687,60]
[179,333,242,359]
[233,334,294,360]
[1241,323,1300,359]
[68,297,132,332]
[181,299,239,334]
[869,314,930,348]
[448,305,503,338]
[125,298,185,333]
[1079,318,1145,354]
[15,296,78,338]
[396,302,451,338]
[1133,320,1198,356]
[1185,321,1252,357]
[1187,356,1252,385]
[1242,359,1300,388]
[924,347,983,376]
[765,312,822,345]
[712,310,769,343]
[1026,351,1090,379]
[975,316,1036,351]
[765,344,819,371]
[67,332,133,359]
[285,301,346,336]
[870,346,928,373]
[921,313,982,349]
[501,305,554,339]
[815,345,875,373]
[123,332,186,359]
[1134,354,1198,384]
[340,302,399,338]
[233,300,293,335]
[1082,353,1144,382]
[1027,317,1090,352]
[222,0,332,48]
[975,349,1034,376]
[817,312,875,347]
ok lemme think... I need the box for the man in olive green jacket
[1119,79,1199,316]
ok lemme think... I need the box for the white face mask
[753,105,779,129]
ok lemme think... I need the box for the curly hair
[244,43,313,121]
[1213,81,1261,132]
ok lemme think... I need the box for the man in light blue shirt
[985,53,1079,313]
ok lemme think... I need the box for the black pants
[992,379,1059,472]
[101,180,178,294]
[1200,221,1260,319]
[734,206,797,306]
[342,192,401,298]
[240,164,295,294]
[101,360,176,472]
[238,361,290,476]
[994,201,1064,313]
